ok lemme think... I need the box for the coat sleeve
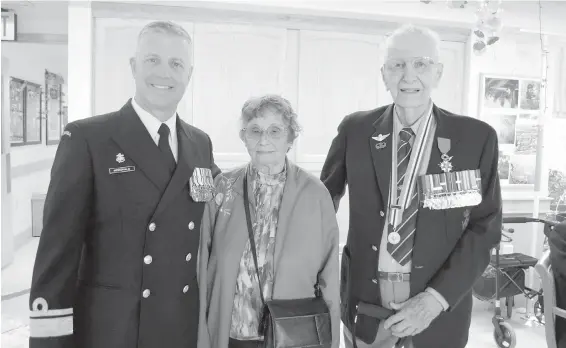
[197,174,224,348]
[318,190,341,348]
[29,122,94,348]
[207,134,221,179]
[320,116,350,212]
[428,126,502,309]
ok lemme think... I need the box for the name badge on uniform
[418,169,483,210]
[189,167,215,202]
[109,166,135,175]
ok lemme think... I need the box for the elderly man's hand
[383,291,443,338]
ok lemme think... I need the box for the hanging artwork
[9,77,42,146]
[480,74,541,186]
[9,78,25,144]
[45,69,65,145]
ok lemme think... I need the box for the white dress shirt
[131,97,178,162]
[377,103,450,310]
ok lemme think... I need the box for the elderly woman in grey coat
[197,95,340,348]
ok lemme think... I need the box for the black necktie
[158,123,176,176]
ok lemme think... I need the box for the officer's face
[130,31,193,113]
[381,32,443,109]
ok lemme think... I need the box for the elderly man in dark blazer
[321,24,502,348]
[29,21,219,348]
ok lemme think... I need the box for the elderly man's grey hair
[240,94,302,142]
[383,24,442,61]
[137,21,192,45]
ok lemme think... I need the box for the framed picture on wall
[479,74,541,187]
[45,69,64,145]
[9,77,42,146]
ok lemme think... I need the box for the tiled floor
[1,238,548,348]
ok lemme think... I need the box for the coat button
[185,253,192,262]
[149,222,156,231]
[372,278,378,284]
[144,255,152,264]
[380,211,385,217]
[142,289,151,298]
[188,221,195,230]
[183,285,189,293]
[371,245,378,251]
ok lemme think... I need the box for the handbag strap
[243,173,267,307]
[243,171,322,304]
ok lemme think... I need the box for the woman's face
[241,109,292,171]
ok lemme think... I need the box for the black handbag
[243,174,332,348]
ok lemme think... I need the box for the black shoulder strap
[243,173,266,307]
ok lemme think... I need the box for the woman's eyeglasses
[241,125,288,142]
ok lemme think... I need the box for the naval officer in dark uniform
[29,21,220,348]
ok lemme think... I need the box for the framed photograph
[9,77,42,146]
[480,74,542,187]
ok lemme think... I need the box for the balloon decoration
[473,0,504,55]
[418,0,504,55]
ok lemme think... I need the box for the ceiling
[1,0,565,37]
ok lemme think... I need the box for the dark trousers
[228,337,264,348]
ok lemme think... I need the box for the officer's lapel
[153,118,198,216]
[370,105,394,209]
[112,100,172,191]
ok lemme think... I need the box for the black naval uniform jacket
[29,99,220,348]
[321,104,502,348]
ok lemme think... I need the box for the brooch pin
[437,137,453,173]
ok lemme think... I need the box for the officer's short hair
[383,24,441,61]
[137,21,192,45]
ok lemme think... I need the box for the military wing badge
[372,133,390,142]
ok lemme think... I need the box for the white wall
[2,41,67,248]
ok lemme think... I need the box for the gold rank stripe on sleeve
[29,297,73,338]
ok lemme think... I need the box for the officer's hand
[383,291,443,337]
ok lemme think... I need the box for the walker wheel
[493,321,516,348]
[534,299,544,323]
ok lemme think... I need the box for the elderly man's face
[381,32,443,109]
[241,109,291,170]
[130,31,193,112]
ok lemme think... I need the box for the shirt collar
[131,97,177,139]
[393,101,433,136]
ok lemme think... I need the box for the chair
[535,250,566,348]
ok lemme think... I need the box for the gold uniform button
[188,221,195,230]
[144,255,152,264]
[185,253,192,262]
[379,211,385,217]
[142,289,151,298]
[183,285,189,293]
[371,245,378,251]
[149,222,156,231]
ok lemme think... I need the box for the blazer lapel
[112,100,171,191]
[425,105,462,175]
[370,105,395,208]
[153,118,198,216]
